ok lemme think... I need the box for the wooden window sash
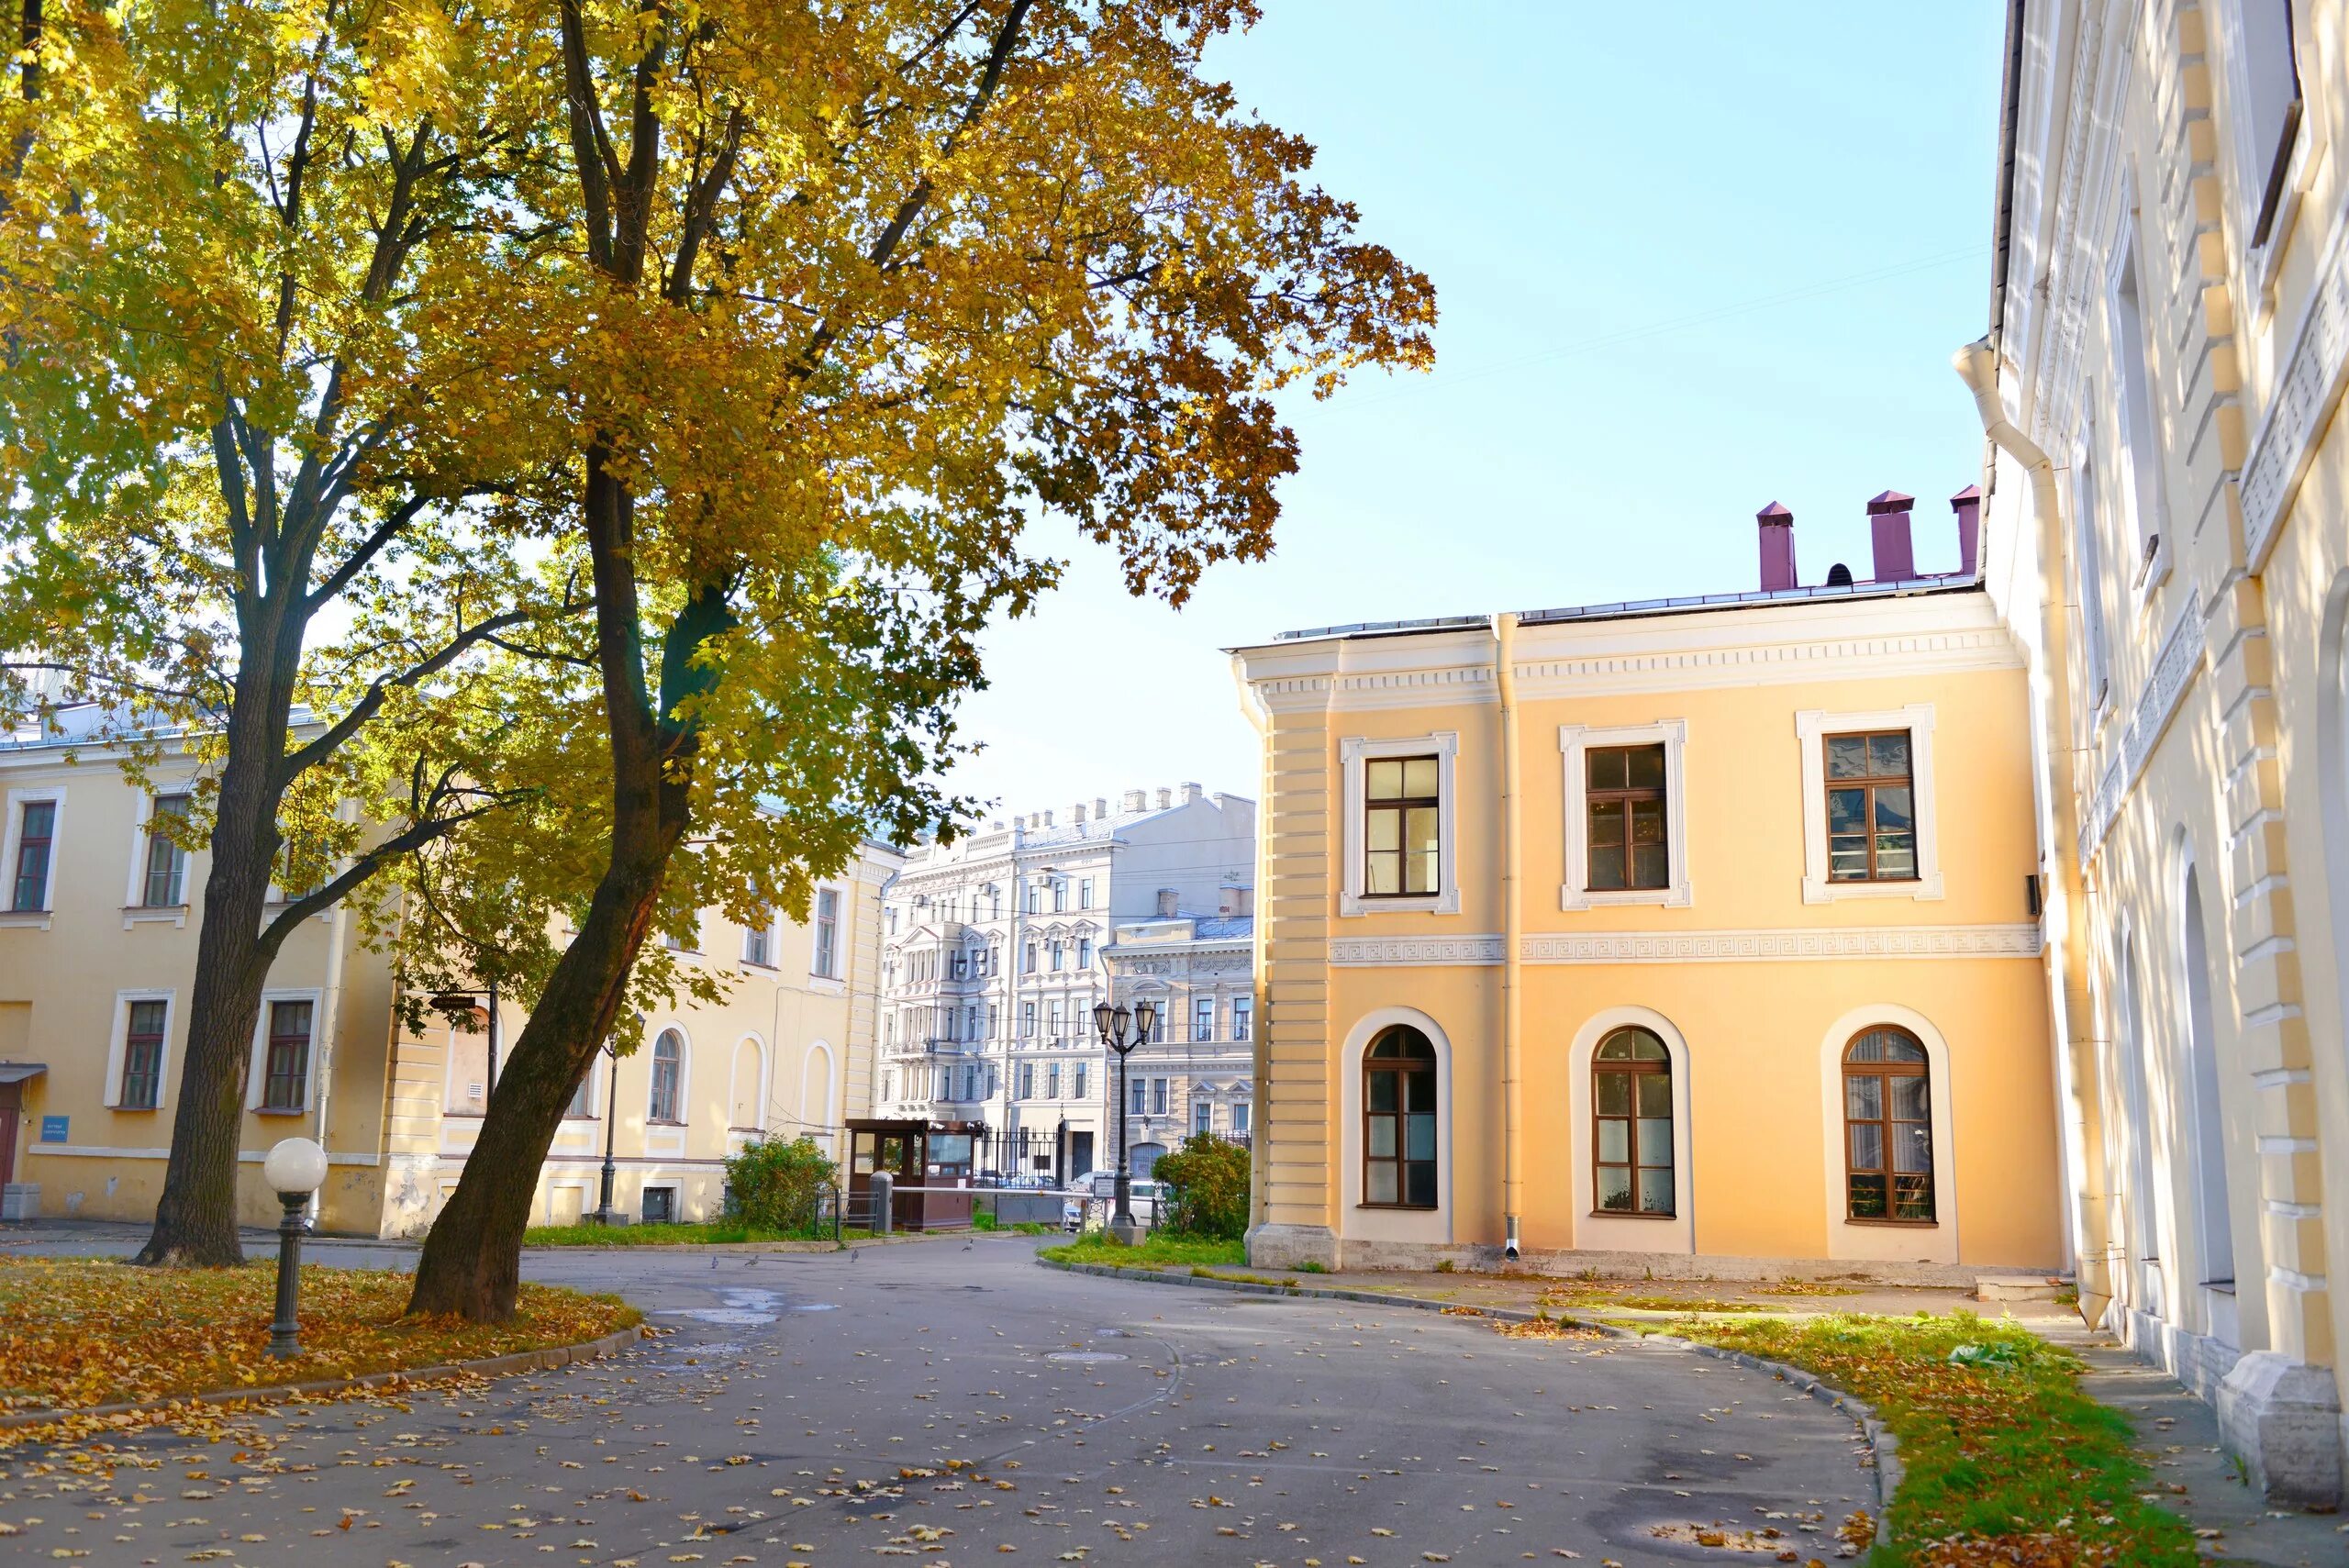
[1841,1034,1935,1224]
[1823,731,1918,884]
[1591,1055,1674,1218]
[1363,755,1441,899]
[1585,744,1669,892]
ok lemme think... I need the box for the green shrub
[1152,1134,1250,1240]
[723,1135,838,1237]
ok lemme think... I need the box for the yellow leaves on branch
[0,1258,636,1423]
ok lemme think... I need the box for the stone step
[1976,1274,2069,1302]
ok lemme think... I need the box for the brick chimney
[1866,491,1916,582]
[1756,501,1798,591]
[1950,485,1982,576]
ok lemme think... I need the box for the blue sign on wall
[38,1116,66,1143]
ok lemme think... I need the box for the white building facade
[1101,912,1256,1181]
[873,784,1254,1182]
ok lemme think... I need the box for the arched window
[649,1029,684,1124]
[1593,1027,1672,1216]
[1364,1026,1436,1208]
[1842,1027,1932,1221]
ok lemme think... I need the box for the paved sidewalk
[1214,1260,2348,1564]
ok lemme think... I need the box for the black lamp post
[262,1137,328,1359]
[1091,998,1156,1243]
[592,1040,622,1225]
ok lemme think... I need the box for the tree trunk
[134,709,285,1266]
[407,454,690,1321]
[405,810,678,1318]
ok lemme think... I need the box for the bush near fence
[1152,1134,1249,1240]
[723,1136,839,1237]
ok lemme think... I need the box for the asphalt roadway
[1,1237,1875,1567]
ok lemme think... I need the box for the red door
[0,1083,19,1188]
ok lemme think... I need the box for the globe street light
[1091,998,1156,1245]
[262,1137,328,1359]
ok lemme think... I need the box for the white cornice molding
[1329,924,2043,968]
[2241,185,2349,573]
[1238,595,2022,715]
[2077,591,2206,865]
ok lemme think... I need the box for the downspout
[1495,614,1524,1261]
[1954,337,2113,1328]
[307,817,354,1228]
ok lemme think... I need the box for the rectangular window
[1049,940,1063,972]
[1194,995,1216,1041]
[1586,744,1669,892]
[262,999,314,1112]
[742,921,772,967]
[1074,1063,1087,1099]
[11,799,54,912]
[1027,883,1041,914]
[1152,1078,1168,1116]
[2240,0,2303,246]
[1232,1101,1250,1135]
[2112,238,2166,569]
[120,999,166,1109]
[1233,997,1253,1041]
[1078,877,1094,909]
[812,888,840,977]
[1363,756,1441,896]
[1052,880,1067,913]
[1046,1064,1061,1100]
[1824,732,1917,883]
[1047,998,1063,1041]
[1130,1077,1146,1115]
[567,1067,596,1118]
[1020,1001,1036,1039]
[1192,1098,1211,1136]
[1076,936,1092,968]
[141,794,190,907]
[1023,941,1037,973]
[1019,1062,1034,1099]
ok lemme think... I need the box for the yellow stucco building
[0,708,896,1235]
[1957,0,2349,1506]
[1232,489,2065,1281]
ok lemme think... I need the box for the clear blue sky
[946,3,2008,818]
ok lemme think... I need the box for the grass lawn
[522,1220,842,1247]
[1038,1233,1247,1270]
[1638,1309,2196,1566]
[0,1257,638,1418]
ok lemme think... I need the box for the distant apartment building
[872,784,1254,1180]
[1957,0,2349,1505]
[1232,488,2063,1281]
[0,706,896,1234]
[1101,907,1256,1180]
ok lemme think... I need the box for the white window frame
[1557,719,1692,911]
[741,917,774,968]
[646,1026,690,1125]
[103,988,175,1110]
[1796,704,1943,905]
[246,986,325,1113]
[1,784,65,927]
[1338,731,1461,917]
[2105,211,2171,609]
[1193,995,1217,1041]
[122,789,193,925]
[810,885,843,979]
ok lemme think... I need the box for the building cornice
[1326,923,2044,968]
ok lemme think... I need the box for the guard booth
[846,1118,979,1230]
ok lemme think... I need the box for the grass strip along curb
[0,1322,648,1435]
[1037,1251,1898,1544]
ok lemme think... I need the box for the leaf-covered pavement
[0,1257,639,1415]
[0,1238,1876,1565]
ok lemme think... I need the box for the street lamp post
[592,1040,622,1225]
[262,1137,328,1359]
[1091,998,1156,1245]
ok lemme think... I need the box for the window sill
[1842,1217,1939,1229]
[1589,1209,1676,1220]
[1340,892,1461,918]
[645,1118,687,1129]
[0,910,51,930]
[740,960,778,972]
[107,1104,161,1113]
[1355,1202,1438,1213]
[254,1106,307,1118]
[122,906,189,929]
[1561,884,1692,912]
[1802,873,1944,905]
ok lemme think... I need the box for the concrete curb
[1040,1255,1900,1544]
[0,1322,648,1435]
